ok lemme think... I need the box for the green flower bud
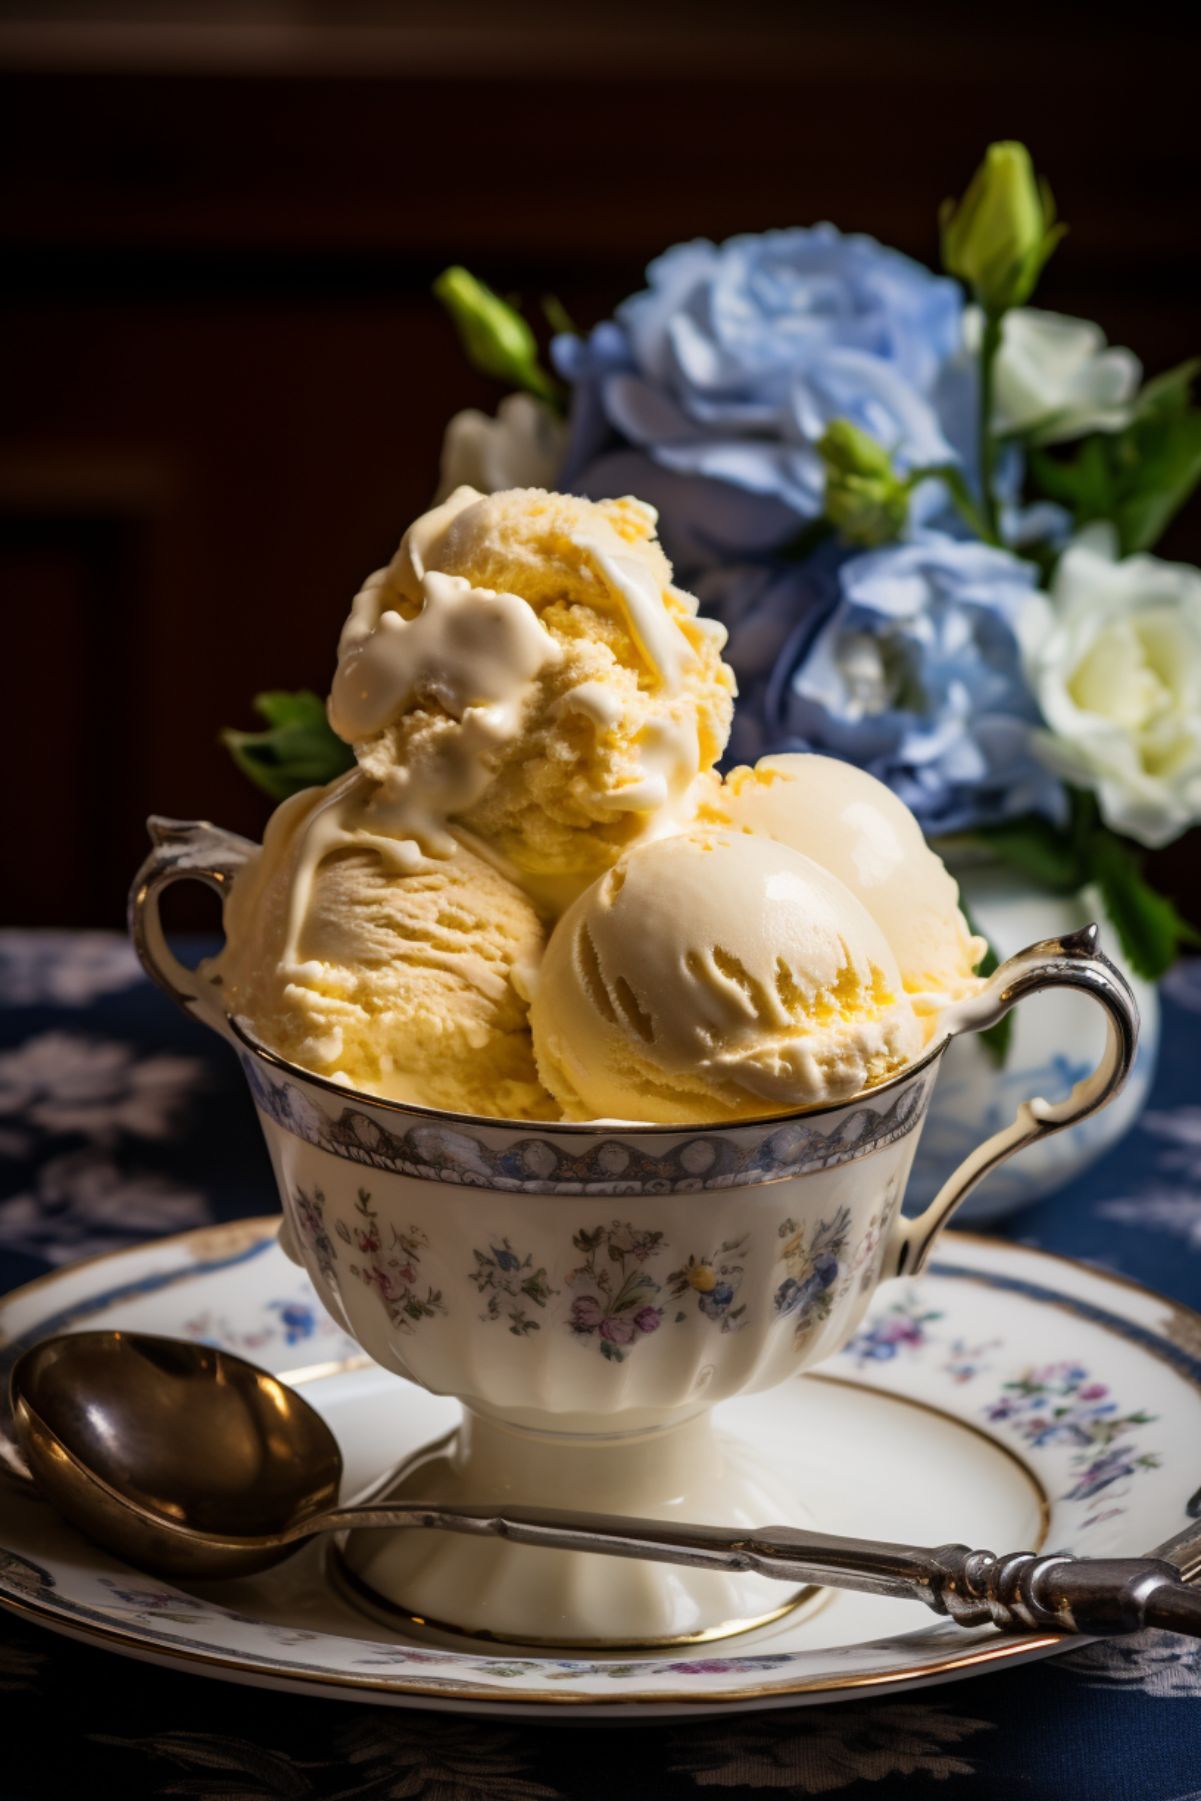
[819,421,911,546]
[433,266,558,403]
[940,142,1065,315]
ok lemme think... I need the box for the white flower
[968,306,1141,444]
[435,392,565,500]
[1020,528,1201,846]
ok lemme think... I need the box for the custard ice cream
[329,485,734,907]
[211,782,553,1119]
[212,485,978,1124]
[717,754,985,1015]
[530,828,923,1124]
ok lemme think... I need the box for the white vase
[909,862,1160,1224]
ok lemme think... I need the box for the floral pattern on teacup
[469,1239,556,1336]
[566,1222,666,1362]
[289,1186,446,1335]
[287,1185,919,1362]
[666,1236,749,1332]
[339,1190,445,1333]
[774,1206,853,1344]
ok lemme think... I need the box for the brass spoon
[11,1330,1201,1639]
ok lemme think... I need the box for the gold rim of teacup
[228,1009,951,1137]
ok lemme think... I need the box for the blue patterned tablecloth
[1,931,1199,1801]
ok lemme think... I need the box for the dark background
[4,1,1200,928]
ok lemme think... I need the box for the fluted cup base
[337,1405,817,1647]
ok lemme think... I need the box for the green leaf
[1085,830,1199,981]
[1115,409,1201,552]
[221,690,353,802]
[1135,357,1201,421]
[970,817,1084,892]
[1028,360,1201,554]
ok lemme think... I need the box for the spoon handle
[299,1502,1200,1638]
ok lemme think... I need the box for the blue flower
[556,227,963,572]
[692,543,851,767]
[760,533,1068,836]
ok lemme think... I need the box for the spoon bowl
[11,1330,344,1577]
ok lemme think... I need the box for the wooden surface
[3,5,1200,925]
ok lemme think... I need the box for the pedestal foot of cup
[337,1406,818,1648]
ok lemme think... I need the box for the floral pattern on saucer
[841,1291,1164,1527]
[2,1220,1200,1720]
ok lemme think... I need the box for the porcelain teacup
[131,817,1138,1647]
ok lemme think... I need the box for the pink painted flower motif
[344,1188,446,1333]
[566,1222,667,1363]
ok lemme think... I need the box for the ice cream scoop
[208,780,554,1120]
[530,827,922,1123]
[719,755,986,1013]
[330,486,735,906]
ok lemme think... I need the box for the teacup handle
[128,815,258,1032]
[888,924,1138,1278]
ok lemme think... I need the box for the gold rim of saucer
[326,1540,827,1651]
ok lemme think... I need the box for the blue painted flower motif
[760,532,1068,835]
[556,226,963,572]
[267,1300,317,1345]
[1064,1446,1161,1502]
[842,1297,945,1365]
[469,1237,556,1335]
[667,1236,749,1332]
[773,1208,852,1344]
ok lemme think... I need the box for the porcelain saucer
[0,1219,1198,1719]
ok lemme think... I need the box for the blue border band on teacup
[240,1052,939,1193]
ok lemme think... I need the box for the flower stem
[978,309,1004,539]
[915,464,999,546]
